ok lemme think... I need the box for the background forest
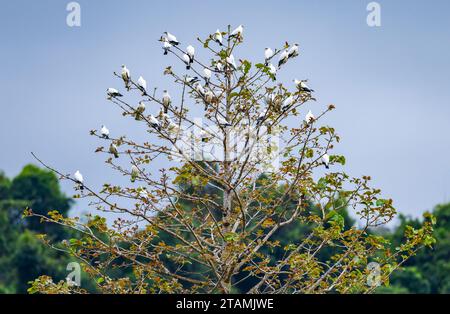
[0,165,448,294]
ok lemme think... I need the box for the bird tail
[114,153,119,158]
[186,65,190,70]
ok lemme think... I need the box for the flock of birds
[73,25,330,190]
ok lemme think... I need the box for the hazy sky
[1,0,449,225]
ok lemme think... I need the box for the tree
[0,166,79,293]
[28,26,434,294]
[383,203,450,293]
[10,165,73,240]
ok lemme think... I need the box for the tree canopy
[23,26,435,294]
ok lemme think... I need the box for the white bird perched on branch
[264,48,274,65]
[100,125,110,139]
[162,38,172,55]
[182,54,191,70]
[214,29,223,46]
[230,25,243,38]
[149,115,161,131]
[217,115,231,127]
[109,143,119,158]
[288,43,299,58]
[204,89,214,110]
[305,110,315,123]
[185,76,199,84]
[194,82,205,97]
[294,79,314,93]
[204,89,213,103]
[186,45,195,64]
[168,121,180,136]
[134,101,146,120]
[121,65,130,90]
[215,61,223,72]
[106,88,122,99]
[278,50,289,68]
[137,76,147,95]
[265,92,275,106]
[268,63,277,81]
[162,90,171,114]
[256,108,268,126]
[130,165,139,183]
[163,32,179,45]
[226,54,237,70]
[282,95,293,111]
[322,154,330,169]
[74,170,84,190]
[203,68,212,85]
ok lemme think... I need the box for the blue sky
[1,0,449,225]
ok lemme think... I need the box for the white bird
[100,125,110,139]
[162,90,171,114]
[74,170,84,190]
[294,79,314,93]
[322,154,330,169]
[264,48,274,65]
[204,89,214,110]
[182,54,191,70]
[204,89,213,104]
[301,82,313,93]
[217,115,231,127]
[278,50,289,68]
[185,76,199,84]
[130,165,139,183]
[203,68,212,85]
[162,38,172,55]
[138,188,148,200]
[164,32,179,45]
[106,88,122,99]
[268,63,277,80]
[305,110,315,123]
[109,143,119,158]
[148,115,161,131]
[230,25,244,38]
[168,121,180,135]
[265,92,275,105]
[288,43,299,58]
[194,82,205,97]
[257,108,267,125]
[134,101,146,120]
[74,170,83,183]
[215,61,223,72]
[226,54,237,70]
[137,76,147,95]
[186,45,195,64]
[121,65,130,90]
[158,108,170,122]
[214,29,223,46]
[282,95,293,111]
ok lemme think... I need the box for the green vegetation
[0,165,448,293]
[0,165,73,293]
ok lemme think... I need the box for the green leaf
[224,232,239,242]
[242,60,251,74]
